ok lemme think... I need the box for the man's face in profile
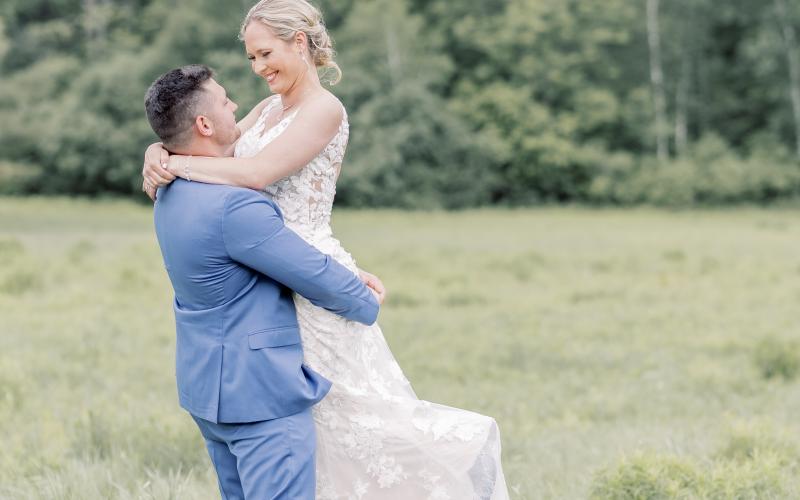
[199,78,241,149]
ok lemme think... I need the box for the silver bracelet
[184,155,192,182]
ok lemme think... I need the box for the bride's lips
[265,71,278,84]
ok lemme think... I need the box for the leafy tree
[332,0,495,208]
[0,0,798,205]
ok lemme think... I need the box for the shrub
[588,136,800,207]
[708,420,796,499]
[754,337,800,381]
[592,421,799,499]
[716,419,798,465]
[0,162,42,195]
[704,453,787,499]
[0,269,43,295]
[590,452,701,500]
[591,450,789,500]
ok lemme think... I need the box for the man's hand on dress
[141,142,176,201]
[358,269,386,305]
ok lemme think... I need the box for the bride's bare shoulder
[300,91,345,132]
[310,90,343,112]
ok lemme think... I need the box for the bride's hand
[165,154,189,180]
[358,269,386,305]
[141,142,176,201]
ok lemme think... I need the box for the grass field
[2,198,800,499]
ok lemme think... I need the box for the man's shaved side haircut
[144,64,214,148]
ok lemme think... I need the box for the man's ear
[195,115,214,137]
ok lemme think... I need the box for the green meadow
[2,198,800,499]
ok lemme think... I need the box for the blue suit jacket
[154,180,378,423]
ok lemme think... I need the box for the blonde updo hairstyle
[240,0,342,85]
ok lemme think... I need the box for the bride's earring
[298,42,310,63]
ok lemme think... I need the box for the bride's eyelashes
[247,51,272,61]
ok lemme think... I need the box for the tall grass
[1,198,799,498]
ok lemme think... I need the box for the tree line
[1,0,799,207]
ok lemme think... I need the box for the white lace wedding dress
[235,96,509,500]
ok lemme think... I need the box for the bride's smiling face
[244,21,307,95]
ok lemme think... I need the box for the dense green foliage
[3,199,800,497]
[591,420,800,498]
[1,0,800,206]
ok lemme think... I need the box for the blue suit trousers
[192,408,316,500]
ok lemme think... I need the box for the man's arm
[221,188,379,325]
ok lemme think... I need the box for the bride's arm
[167,94,343,190]
[141,96,275,197]
[233,96,275,143]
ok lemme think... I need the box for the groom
[144,65,380,499]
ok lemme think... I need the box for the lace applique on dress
[235,95,510,500]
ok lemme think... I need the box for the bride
[142,1,509,498]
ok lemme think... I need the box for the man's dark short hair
[144,64,214,147]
